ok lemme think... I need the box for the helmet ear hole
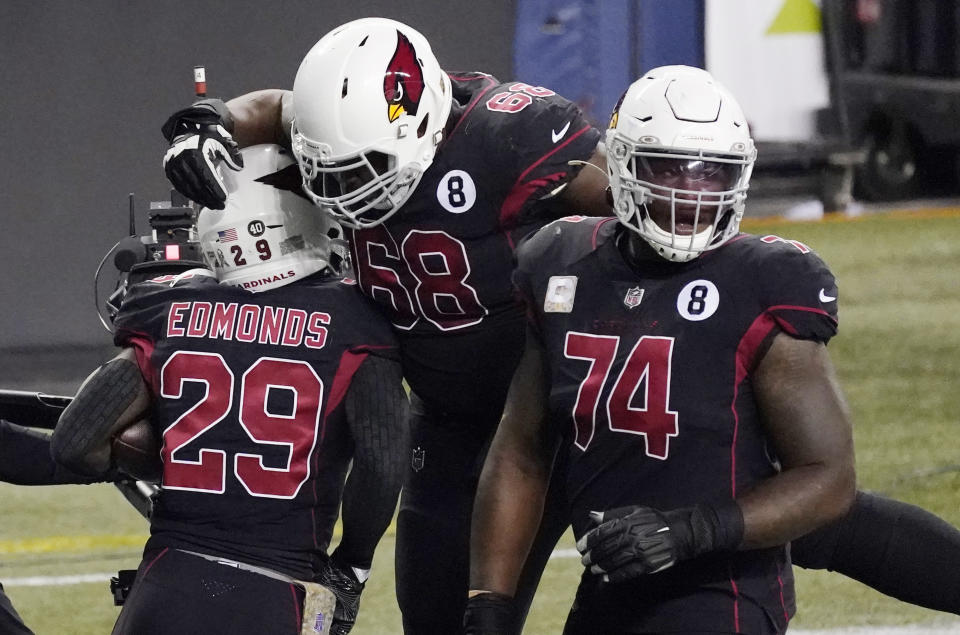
[417,114,429,139]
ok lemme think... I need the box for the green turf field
[2,209,959,633]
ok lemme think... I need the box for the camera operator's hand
[316,555,366,634]
[576,502,743,583]
[161,100,242,210]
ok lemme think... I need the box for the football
[112,419,162,483]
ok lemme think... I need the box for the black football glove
[576,502,744,583]
[161,99,243,210]
[463,591,518,635]
[316,556,366,635]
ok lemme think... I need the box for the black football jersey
[347,72,601,416]
[113,270,398,579]
[515,218,839,632]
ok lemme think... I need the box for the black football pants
[112,548,305,635]
[394,391,571,634]
[394,394,493,634]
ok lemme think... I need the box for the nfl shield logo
[313,613,325,632]
[412,446,426,472]
[624,287,644,309]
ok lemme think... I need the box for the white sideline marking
[4,573,114,587]
[549,548,579,559]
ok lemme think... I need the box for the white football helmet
[198,144,346,292]
[291,17,452,228]
[606,65,756,262]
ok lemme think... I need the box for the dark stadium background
[0,1,516,392]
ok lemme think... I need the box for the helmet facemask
[608,138,753,262]
[292,126,428,229]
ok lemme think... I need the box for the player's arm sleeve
[736,331,856,549]
[225,89,293,148]
[762,244,839,343]
[0,420,104,485]
[470,326,558,596]
[497,94,602,227]
[739,243,841,375]
[332,354,410,570]
[49,348,151,478]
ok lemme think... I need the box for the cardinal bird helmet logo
[383,30,425,123]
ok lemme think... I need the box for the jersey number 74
[564,332,679,460]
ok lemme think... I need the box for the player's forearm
[50,351,149,477]
[470,434,553,596]
[745,333,856,549]
[336,467,403,570]
[737,461,855,550]
[470,330,555,594]
[337,441,406,569]
[336,356,410,568]
[225,89,292,148]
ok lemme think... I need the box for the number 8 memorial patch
[677,279,719,321]
[436,170,476,213]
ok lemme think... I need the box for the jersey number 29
[160,351,323,499]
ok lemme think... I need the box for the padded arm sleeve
[50,356,148,478]
[333,355,410,570]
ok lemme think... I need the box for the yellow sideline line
[0,534,147,555]
[742,205,960,228]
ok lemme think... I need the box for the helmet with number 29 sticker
[197,144,345,293]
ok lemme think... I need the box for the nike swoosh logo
[819,288,836,302]
[551,121,571,143]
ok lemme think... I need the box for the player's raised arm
[226,89,294,148]
[321,354,410,634]
[161,89,292,210]
[737,332,856,548]
[49,348,150,478]
[466,328,558,633]
[557,143,611,217]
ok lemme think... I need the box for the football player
[467,66,858,634]
[51,144,408,635]
[160,17,609,633]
